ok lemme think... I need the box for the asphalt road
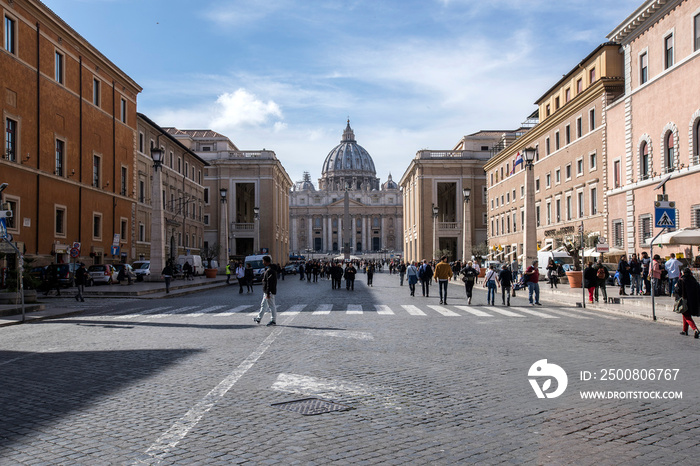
[1,272,698,464]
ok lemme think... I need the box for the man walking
[434,256,453,305]
[406,261,419,297]
[399,261,406,286]
[225,261,232,284]
[665,253,682,296]
[236,262,246,294]
[74,263,87,302]
[419,260,433,297]
[254,256,278,326]
[498,263,512,306]
[524,260,541,305]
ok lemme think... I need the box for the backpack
[596,267,606,279]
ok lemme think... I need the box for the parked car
[113,263,136,283]
[44,263,78,288]
[283,264,298,275]
[88,264,117,285]
[132,261,150,280]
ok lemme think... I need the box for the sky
[44,0,642,186]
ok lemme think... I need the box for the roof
[607,0,674,43]
[137,113,210,167]
[164,128,230,139]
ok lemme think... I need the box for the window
[139,133,144,153]
[546,104,551,117]
[640,52,648,84]
[556,199,561,222]
[4,15,16,54]
[576,117,582,139]
[506,192,510,203]
[203,214,210,226]
[665,132,675,172]
[93,155,101,187]
[55,51,64,84]
[55,207,66,236]
[565,88,571,102]
[566,196,572,221]
[5,118,17,162]
[495,197,499,207]
[169,151,173,168]
[565,164,572,180]
[694,120,700,165]
[578,192,584,218]
[577,159,584,175]
[613,160,621,188]
[589,68,596,83]
[535,178,540,191]
[121,166,127,196]
[555,131,560,151]
[139,180,145,203]
[565,125,571,145]
[641,141,650,179]
[203,187,209,204]
[590,152,597,170]
[520,186,524,198]
[555,169,561,184]
[612,220,624,248]
[545,137,551,156]
[512,212,517,232]
[695,13,700,52]
[589,108,596,131]
[546,202,552,225]
[555,97,560,110]
[185,162,189,179]
[591,188,598,215]
[177,157,182,174]
[4,198,17,230]
[665,34,674,69]
[139,223,145,242]
[640,215,652,244]
[93,214,102,239]
[692,205,700,228]
[93,78,100,107]
[121,220,127,241]
[536,205,541,227]
[55,139,64,176]
[546,173,551,188]
[576,78,583,94]
[120,98,127,124]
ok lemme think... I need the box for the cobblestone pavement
[1,272,698,464]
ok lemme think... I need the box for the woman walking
[483,264,500,306]
[460,261,479,305]
[583,261,597,303]
[407,261,419,297]
[546,258,558,288]
[617,255,631,295]
[676,268,700,338]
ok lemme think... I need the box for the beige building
[166,129,292,266]
[484,43,624,262]
[606,0,700,258]
[134,114,208,263]
[289,122,402,258]
[399,131,509,263]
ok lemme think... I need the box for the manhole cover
[271,397,352,416]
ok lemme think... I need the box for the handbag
[673,297,687,314]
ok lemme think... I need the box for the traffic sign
[654,201,676,228]
[110,245,120,256]
[0,217,6,239]
[70,248,80,258]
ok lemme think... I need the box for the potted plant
[201,243,220,278]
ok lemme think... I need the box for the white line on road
[346,304,363,314]
[313,304,333,315]
[112,307,172,319]
[216,305,254,316]
[145,306,199,319]
[283,304,307,315]
[183,305,227,317]
[401,305,426,316]
[374,305,394,315]
[484,307,526,317]
[427,305,461,316]
[512,307,559,319]
[135,314,297,465]
[454,306,493,317]
[305,329,374,340]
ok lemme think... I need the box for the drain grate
[271,397,352,416]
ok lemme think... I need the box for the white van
[537,251,573,277]
[177,255,203,276]
[244,254,268,283]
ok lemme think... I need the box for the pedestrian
[225,261,232,284]
[418,259,433,297]
[162,261,174,294]
[183,261,193,281]
[583,261,597,304]
[483,264,499,306]
[511,257,519,297]
[617,255,631,295]
[253,256,278,326]
[460,261,479,305]
[331,262,343,290]
[117,264,132,285]
[651,254,663,296]
[675,268,700,338]
[473,261,481,285]
[367,262,375,287]
[406,261,419,297]
[498,264,512,306]
[452,260,461,282]
[298,262,305,280]
[306,262,313,282]
[641,251,651,295]
[434,256,453,305]
[344,262,356,290]
[44,265,61,296]
[245,263,255,293]
[665,253,682,297]
[313,262,319,282]
[594,260,609,303]
[399,261,406,286]
[629,254,642,295]
[74,263,87,302]
[524,260,541,305]
[236,262,246,294]
[546,258,558,289]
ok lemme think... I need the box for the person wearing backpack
[419,260,433,297]
[594,260,609,303]
[406,261,419,297]
[483,264,500,306]
[459,261,479,305]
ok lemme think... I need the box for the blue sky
[45,0,641,185]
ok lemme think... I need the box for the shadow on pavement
[42,319,258,330]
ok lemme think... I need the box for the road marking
[283,304,306,315]
[454,306,493,317]
[216,305,254,316]
[305,329,374,340]
[427,305,460,316]
[113,306,172,319]
[146,306,199,319]
[484,307,526,317]
[401,305,426,316]
[374,305,394,315]
[184,305,227,317]
[136,313,297,464]
[541,308,590,319]
[512,307,559,318]
[347,304,363,314]
[313,304,333,315]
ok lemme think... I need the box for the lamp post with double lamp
[219,188,229,271]
[462,187,471,262]
[522,147,538,267]
[253,206,260,254]
[149,147,166,281]
[432,203,439,259]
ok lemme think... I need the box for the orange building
[1,0,141,268]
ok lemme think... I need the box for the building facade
[289,122,402,258]
[483,43,624,262]
[1,0,141,268]
[606,0,700,257]
[400,131,507,263]
[135,114,207,263]
[167,128,292,266]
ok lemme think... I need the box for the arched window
[641,141,650,179]
[694,119,700,165]
[665,132,675,172]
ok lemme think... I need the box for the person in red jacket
[524,260,541,305]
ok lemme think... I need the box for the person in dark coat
[331,262,343,290]
[594,260,609,303]
[253,256,278,326]
[366,263,375,287]
[344,263,357,290]
[244,263,255,293]
[583,261,598,303]
[617,255,631,295]
[676,268,700,338]
[74,263,87,302]
[460,261,479,305]
[498,264,512,306]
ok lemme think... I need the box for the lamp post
[149,147,166,281]
[219,187,229,271]
[432,203,439,259]
[522,147,538,267]
[462,187,471,262]
[254,206,260,255]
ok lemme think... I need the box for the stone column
[219,189,229,270]
[362,216,367,253]
[308,217,313,250]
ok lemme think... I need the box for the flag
[514,151,523,168]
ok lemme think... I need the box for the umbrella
[664,228,700,245]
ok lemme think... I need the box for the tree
[201,243,220,268]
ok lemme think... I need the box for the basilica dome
[319,121,379,191]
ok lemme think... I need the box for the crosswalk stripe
[313,304,333,315]
[347,304,363,315]
[484,306,526,317]
[374,305,394,315]
[512,307,558,319]
[427,305,461,316]
[454,306,493,317]
[113,306,172,319]
[163,305,200,315]
[217,305,254,316]
[283,304,307,315]
[401,305,427,316]
[541,308,590,319]
[185,305,227,317]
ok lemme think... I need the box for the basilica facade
[289,122,403,257]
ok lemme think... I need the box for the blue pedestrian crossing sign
[655,201,676,228]
[0,217,6,239]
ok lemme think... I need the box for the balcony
[438,222,459,230]
[231,222,254,231]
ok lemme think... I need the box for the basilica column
[307,217,313,250]
[362,216,367,253]
[338,217,343,251]
[381,215,388,251]
[327,216,332,252]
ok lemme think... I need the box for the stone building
[606,0,700,257]
[166,128,292,266]
[1,0,141,268]
[399,131,508,263]
[134,114,208,263]
[289,121,402,258]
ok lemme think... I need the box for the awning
[644,228,700,246]
[539,243,553,252]
[505,250,516,258]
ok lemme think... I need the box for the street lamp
[151,147,163,171]
[522,147,537,267]
[254,206,260,255]
[462,187,471,262]
[432,203,439,259]
[219,187,228,271]
[149,146,166,282]
[219,187,227,203]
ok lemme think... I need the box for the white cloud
[211,89,282,129]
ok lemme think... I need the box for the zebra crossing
[90,302,616,320]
